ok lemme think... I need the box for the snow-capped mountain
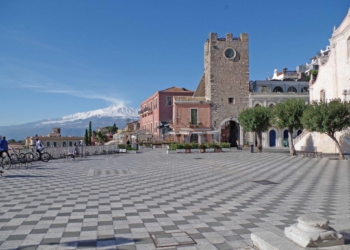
[0,105,139,140]
[41,105,138,125]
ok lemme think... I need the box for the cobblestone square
[1,149,349,249]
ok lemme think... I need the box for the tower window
[228,98,234,104]
[166,96,172,106]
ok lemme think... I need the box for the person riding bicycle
[0,136,11,160]
[35,138,45,160]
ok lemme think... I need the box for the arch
[253,101,263,107]
[297,130,302,136]
[283,130,289,139]
[273,86,283,92]
[287,86,297,93]
[269,130,276,147]
[267,102,275,108]
[301,86,308,93]
[46,141,50,147]
[62,141,66,147]
[69,141,73,147]
[53,141,57,147]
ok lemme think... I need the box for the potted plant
[184,143,192,153]
[205,142,214,153]
[199,144,206,153]
[191,142,199,153]
[176,143,186,153]
[220,142,231,152]
[212,143,222,152]
[198,122,203,127]
[167,143,177,154]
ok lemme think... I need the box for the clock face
[224,48,236,59]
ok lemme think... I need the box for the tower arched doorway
[269,130,276,147]
[221,120,239,147]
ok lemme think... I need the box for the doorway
[221,120,239,147]
[269,130,276,147]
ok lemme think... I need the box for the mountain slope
[0,105,139,140]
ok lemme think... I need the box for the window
[53,142,57,147]
[228,97,234,104]
[273,86,283,92]
[259,86,268,92]
[287,86,297,92]
[62,141,66,147]
[347,36,350,60]
[166,96,172,106]
[46,142,50,147]
[150,123,153,133]
[69,141,72,146]
[190,109,198,125]
[155,122,157,132]
[320,90,326,101]
[154,98,158,109]
[301,87,308,93]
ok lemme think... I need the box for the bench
[297,146,322,158]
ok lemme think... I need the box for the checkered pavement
[0,149,349,249]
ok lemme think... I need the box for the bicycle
[25,145,51,163]
[1,148,27,170]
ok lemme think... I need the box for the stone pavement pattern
[0,149,349,250]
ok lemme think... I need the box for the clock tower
[194,32,250,145]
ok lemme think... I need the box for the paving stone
[0,149,349,249]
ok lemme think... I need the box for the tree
[273,98,307,156]
[96,131,107,143]
[301,99,350,160]
[88,121,92,145]
[84,129,89,146]
[238,106,272,152]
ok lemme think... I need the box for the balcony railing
[138,107,152,115]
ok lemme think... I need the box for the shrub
[199,144,207,149]
[191,143,199,149]
[220,142,230,148]
[118,144,126,149]
[169,143,177,150]
[176,143,185,149]
[184,143,192,149]
[207,142,221,149]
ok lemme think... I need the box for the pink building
[171,96,212,143]
[139,87,194,141]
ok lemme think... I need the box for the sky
[0,0,349,126]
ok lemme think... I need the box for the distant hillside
[0,105,139,140]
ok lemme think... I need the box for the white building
[295,8,350,154]
[249,80,309,147]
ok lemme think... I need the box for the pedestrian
[73,143,79,157]
[136,139,139,150]
[0,136,10,160]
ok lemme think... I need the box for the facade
[24,128,84,148]
[295,8,350,154]
[249,80,309,147]
[171,96,212,143]
[139,87,194,141]
[170,33,250,145]
[116,121,140,144]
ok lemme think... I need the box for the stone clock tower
[194,32,249,145]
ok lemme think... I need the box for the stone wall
[203,33,250,128]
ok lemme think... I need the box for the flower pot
[200,149,206,153]
[214,149,222,152]
[191,149,199,153]
[185,149,191,153]
[176,149,186,153]
[222,148,230,152]
[167,150,177,154]
[206,148,214,153]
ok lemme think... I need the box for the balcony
[138,107,152,115]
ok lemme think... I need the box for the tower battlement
[209,33,248,42]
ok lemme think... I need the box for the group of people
[0,136,79,162]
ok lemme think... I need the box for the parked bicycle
[1,148,26,169]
